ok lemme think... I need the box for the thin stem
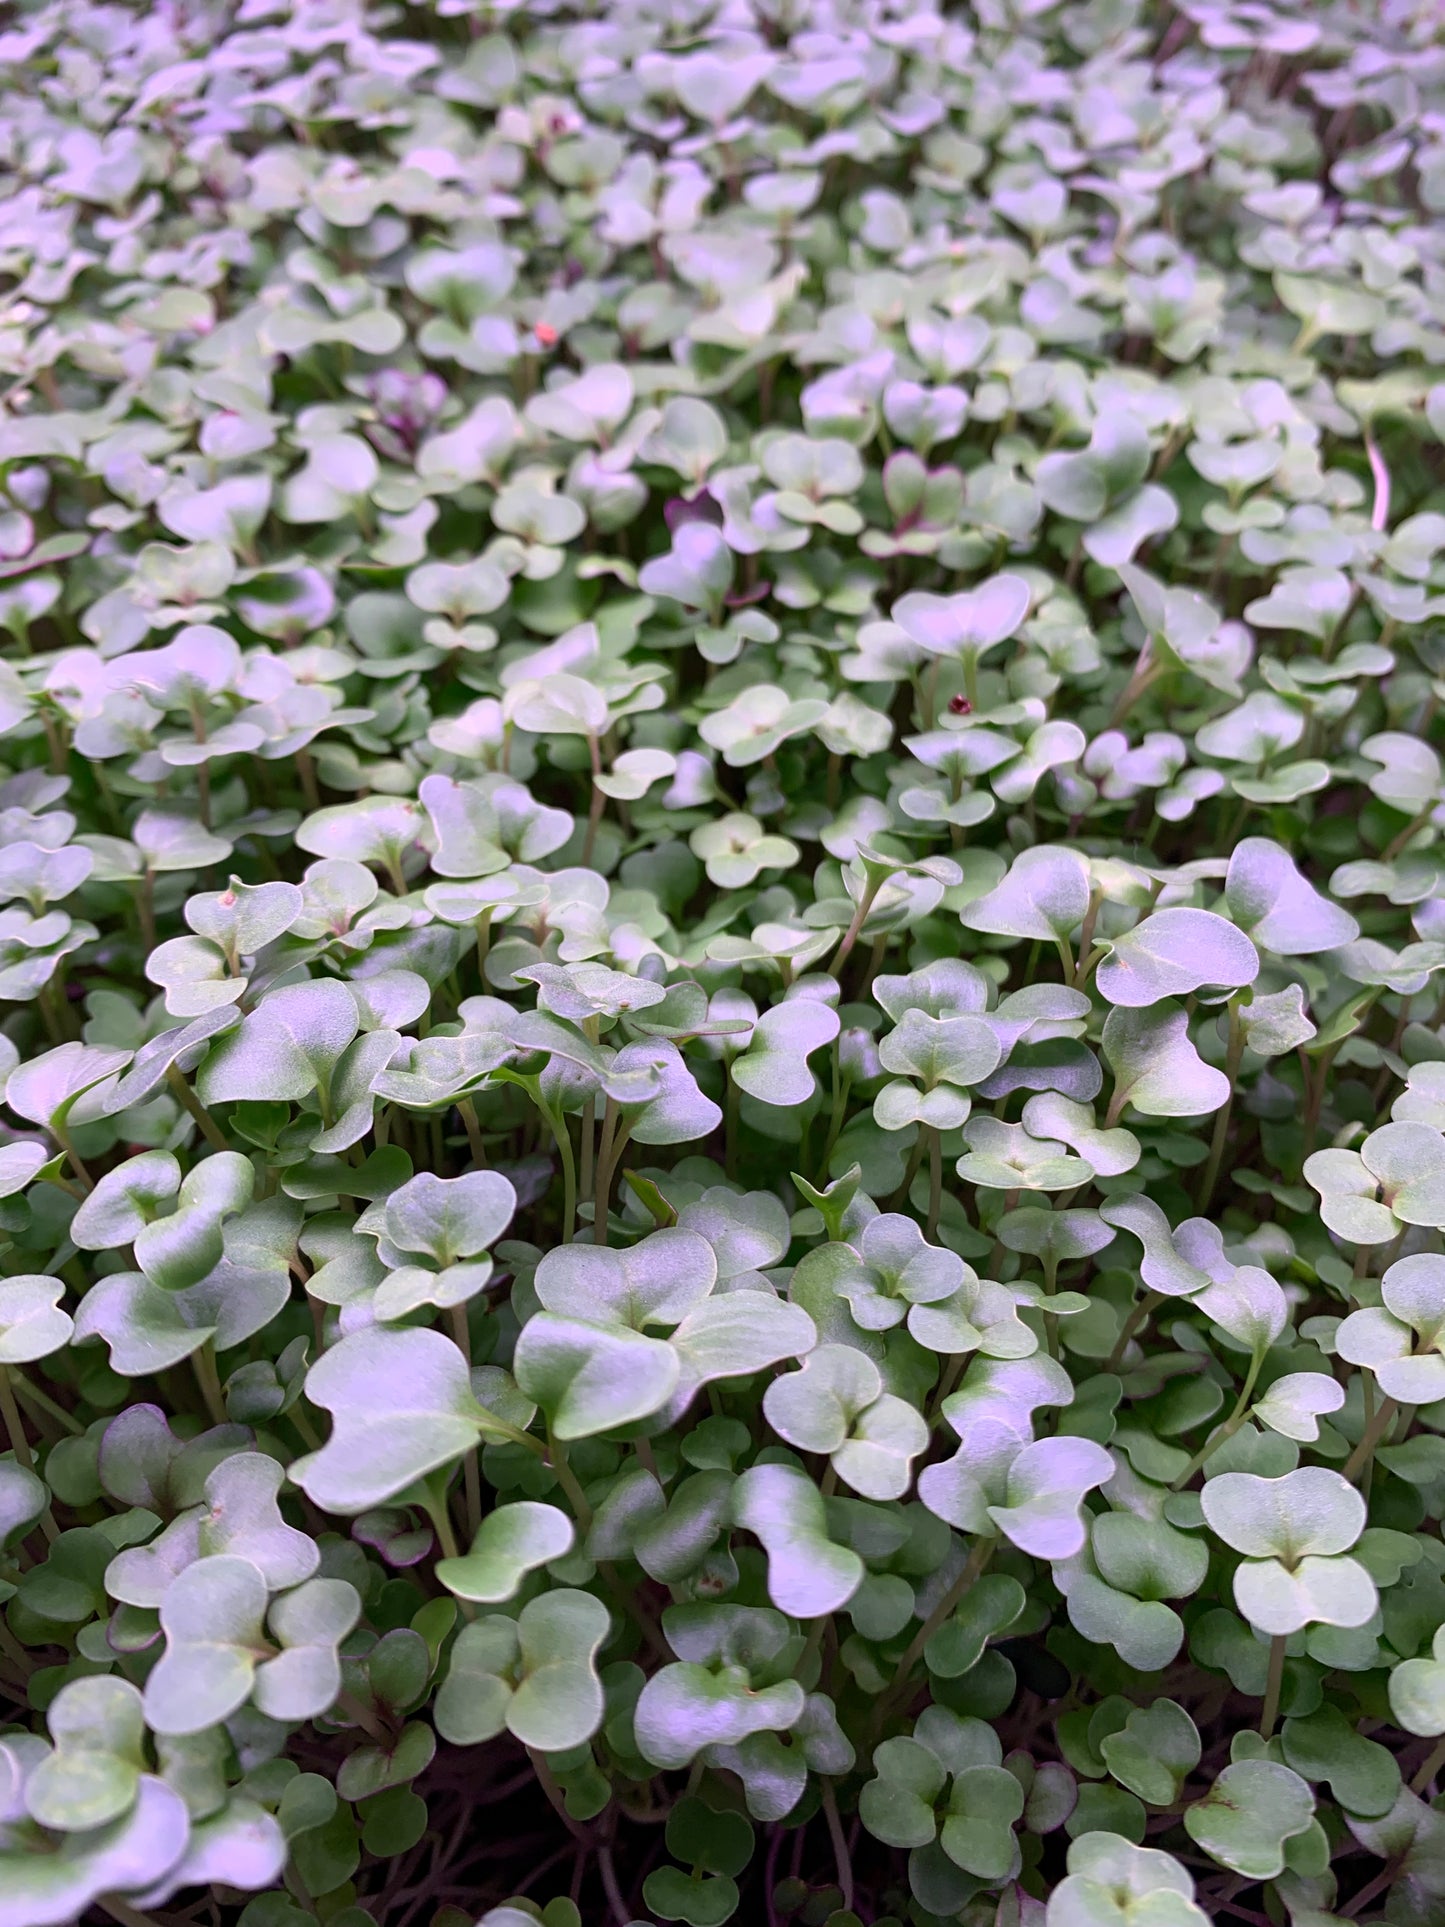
[598,1559,667,1662]
[1108,647,1165,730]
[1259,1632,1287,1740]
[1342,1393,1399,1485]
[1364,429,1391,533]
[426,1491,461,1562]
[9,1373,83,1434]
[1107,1289,1163,1373]
[457,1097,486,1168]
[473,908,494,982]
[0,1617,33,1675]
[1342,1856,1406,1919]
[138,868,156,952]
[826,751,842,812]
[192,1339,227,1429]
[860,931,888,1001]
[582,734,604,868]
[1197,1000,1245,1215]
[578,1096,596,1228]
[816,1051,850,1183]
[338,1688,392,1746]
[480,1408,549,1461]
[598,1841,630,1927]
[166,1064,232,1153]
[1170,1352,1267,1489]
[559,1121,578,1243]
[448,1306,482,1541]
[891,1129,927,1213]
[0,1365,33,1468]
[1073,890,1102,987]
[1411,1735,1445,1795]
[1382,805,1435,864]
[928,1350,969,1426]
[926,1126,942,1244]
[827,879,881,978]
[724,1069,740,1182]
[799,1610,829,1681]
[53,1127,94,1191]
[820,1780,854,1914]
[1302,1037,1351,1160]
[38,982,67,1047]
[962,648,980,712]
[882,1535,996,1713]
[296,746,321,812]
[100,1903,163,1927]
[289,1406,322,1452]
[533,1099,577,1242]
[547,1428,594,1536]
[527,1748,591,1844]
[593,1104,631,1247]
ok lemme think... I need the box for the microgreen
[0,3,1439,1923]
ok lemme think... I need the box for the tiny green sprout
[0,5,1435,1918]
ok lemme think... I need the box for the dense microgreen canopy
[0,1,1443,1924]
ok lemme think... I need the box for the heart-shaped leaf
[435,1503,575,1604]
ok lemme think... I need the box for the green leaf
[142,1554,268,1736]
[1224,838,1358,955]
[924,1573,1027,1678]
[1201,1470,1376,1635]
[252,1578,361,1724]
[513,1314,678,1439]
[435,1591,609,1751]
[72,1255,289,1377]
[890,576,1032,661]
[1251,1372,1345,1443]
[1048,1832,1210,1926]
[731,1000,840,1107]
[292,1327,496,1512]
[731,1462,864,1617]
[987,1435,1114,1560]
[0,1775,191,1927]
[0,1274,71,1364]
[134,1153,255,1292]
[1095,909,1258,1008]
[962,846,1091,942]
[1280,1705,1399,1818]
[939,1763,1024,1880]
[1102,1004,1229,1120]
[1390,1623,1445,1736]
[198,980,360,1106]
[1183,1759,1315,1878]
[634,1606,804,1772]
[71,1151,182,1250]
[6,1042,132,1134]
[435,1503,575,1603]
[25,1677,148,1832]
[1100,1701,1200,1808]
[643,1865,739,1927]
[861,1734,945,1848]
